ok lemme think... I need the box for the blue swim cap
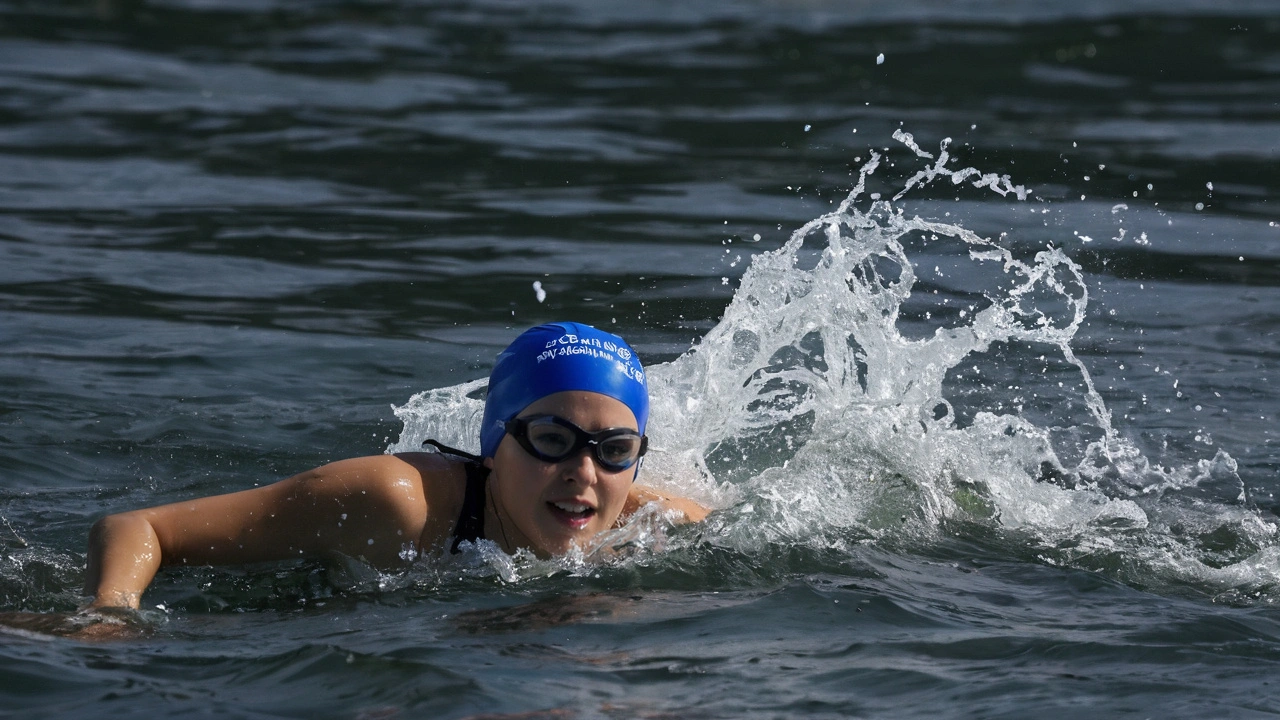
[480,322,648,458]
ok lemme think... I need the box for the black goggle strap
[423,438,484,464]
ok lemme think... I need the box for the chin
[538,529,597,556]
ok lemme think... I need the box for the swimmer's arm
[84,455,431,610]
[624,487,710,523]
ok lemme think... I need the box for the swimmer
[83,322,708,610]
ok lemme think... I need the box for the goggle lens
[505,415,647,472]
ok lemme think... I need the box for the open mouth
[548,500,596,526]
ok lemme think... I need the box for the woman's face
[484,390,638,556]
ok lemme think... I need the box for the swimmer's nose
[559,448,599,485]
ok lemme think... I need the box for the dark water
[3,1,1280,717]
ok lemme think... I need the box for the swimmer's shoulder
[389,451,472,552]
[298,453,460,506]
[288,452,469,555]
[624,485,711,523]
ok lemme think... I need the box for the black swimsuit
[424,440,489,552]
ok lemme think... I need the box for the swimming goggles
[504,415,647,472]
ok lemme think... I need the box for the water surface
[2,1,1279,717]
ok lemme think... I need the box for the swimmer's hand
[0,607,154,641]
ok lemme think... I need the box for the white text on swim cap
[533,335,644,384]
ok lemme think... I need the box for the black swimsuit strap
[423,439,489,553]
[450,461,488,553]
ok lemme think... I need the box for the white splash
[644,138,1123,547]
[392,133,1275,604]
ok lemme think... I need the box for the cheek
[490,450,553,508]
[491,442,539,483]
[597,476,633,516]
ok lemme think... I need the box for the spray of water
[391,132,1277,604]
[645,134,1126,543]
